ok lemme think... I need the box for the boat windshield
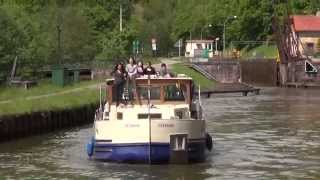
[110,81,187,103]
[164,84,185,101]
[137,86,160,100]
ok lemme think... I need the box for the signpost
[133,40,139,56]
[151,38,157,57]
[174,39,183,57]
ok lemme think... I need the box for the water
[1,88,320,179]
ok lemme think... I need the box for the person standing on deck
[159,63,171,78]
[144,61,156,75]
[113,63,125,106]
[136,61,144,77]
[126,57,138,105]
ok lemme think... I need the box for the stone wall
[240,59,278,86]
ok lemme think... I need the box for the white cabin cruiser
[87,75,212,163]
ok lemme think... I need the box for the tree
[0,7,25,79]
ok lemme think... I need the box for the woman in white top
[125,57,139,105]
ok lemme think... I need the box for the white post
[215,37,219,56]
[148,75,151,164]
[120,3,123,32]
[99,85,102,110]
[223,23,226,57]
[178,39,181,57]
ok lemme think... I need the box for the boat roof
[106,74,193,84]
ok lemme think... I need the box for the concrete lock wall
[195,59,277,86]
[240,59,278,86]
[0,104,97,142]
[196,61,241,83]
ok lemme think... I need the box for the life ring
[205,133,213,151]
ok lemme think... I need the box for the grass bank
[171,63,215,90]
[242,45,278,59]
[0,80,102,116]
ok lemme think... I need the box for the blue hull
[91,141,206,163]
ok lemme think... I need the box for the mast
[148,75,151,164]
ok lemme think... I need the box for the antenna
[198,84,201,105]
[99,85,102,110]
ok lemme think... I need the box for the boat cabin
[105,75,193,106]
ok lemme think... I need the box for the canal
[0,88,320,179]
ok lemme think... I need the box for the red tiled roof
[292,15,320,32]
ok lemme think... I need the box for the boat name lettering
[125,124,140,128]
[158,123,174,128]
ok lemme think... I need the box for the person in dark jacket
[143,61,156,75]
[136,61,144,77]
[113,63,125,106]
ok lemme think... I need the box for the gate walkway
[195,82,260,98]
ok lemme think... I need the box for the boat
[86,74,212,164]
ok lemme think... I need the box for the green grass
[0,79,100,101]
[0,80,103,116]
[140,56,161,65]
[242,45,278,59]
[171,63,215,90]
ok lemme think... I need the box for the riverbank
[0,103,97,142]
[0,80,103,116]
[0,58,215,142]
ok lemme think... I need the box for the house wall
[298,32,320,55]
[185,42,213,58]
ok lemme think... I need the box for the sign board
[133,40,139,54]
[174,39,183,48]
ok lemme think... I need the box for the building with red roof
[292,15,320,56]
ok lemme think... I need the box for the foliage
[0,0,319,80]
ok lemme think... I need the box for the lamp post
[119,2,123,32]
[201,24,212,40]
[215,37,220,55]
[223,16,237,57]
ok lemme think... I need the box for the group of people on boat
[112,57,171,106]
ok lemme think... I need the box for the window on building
[306,42,314,49]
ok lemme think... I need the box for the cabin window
[138,114,148,119]
[150,113,162,119]
[103,112,109,120]
[117,112,123,120]
[174,108,189,119]
[138,113,162,119]
[137,86,160,100]
[165,84,185,101]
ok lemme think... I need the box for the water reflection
[0,88,320,179]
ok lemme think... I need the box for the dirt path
[153,57,179,70]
